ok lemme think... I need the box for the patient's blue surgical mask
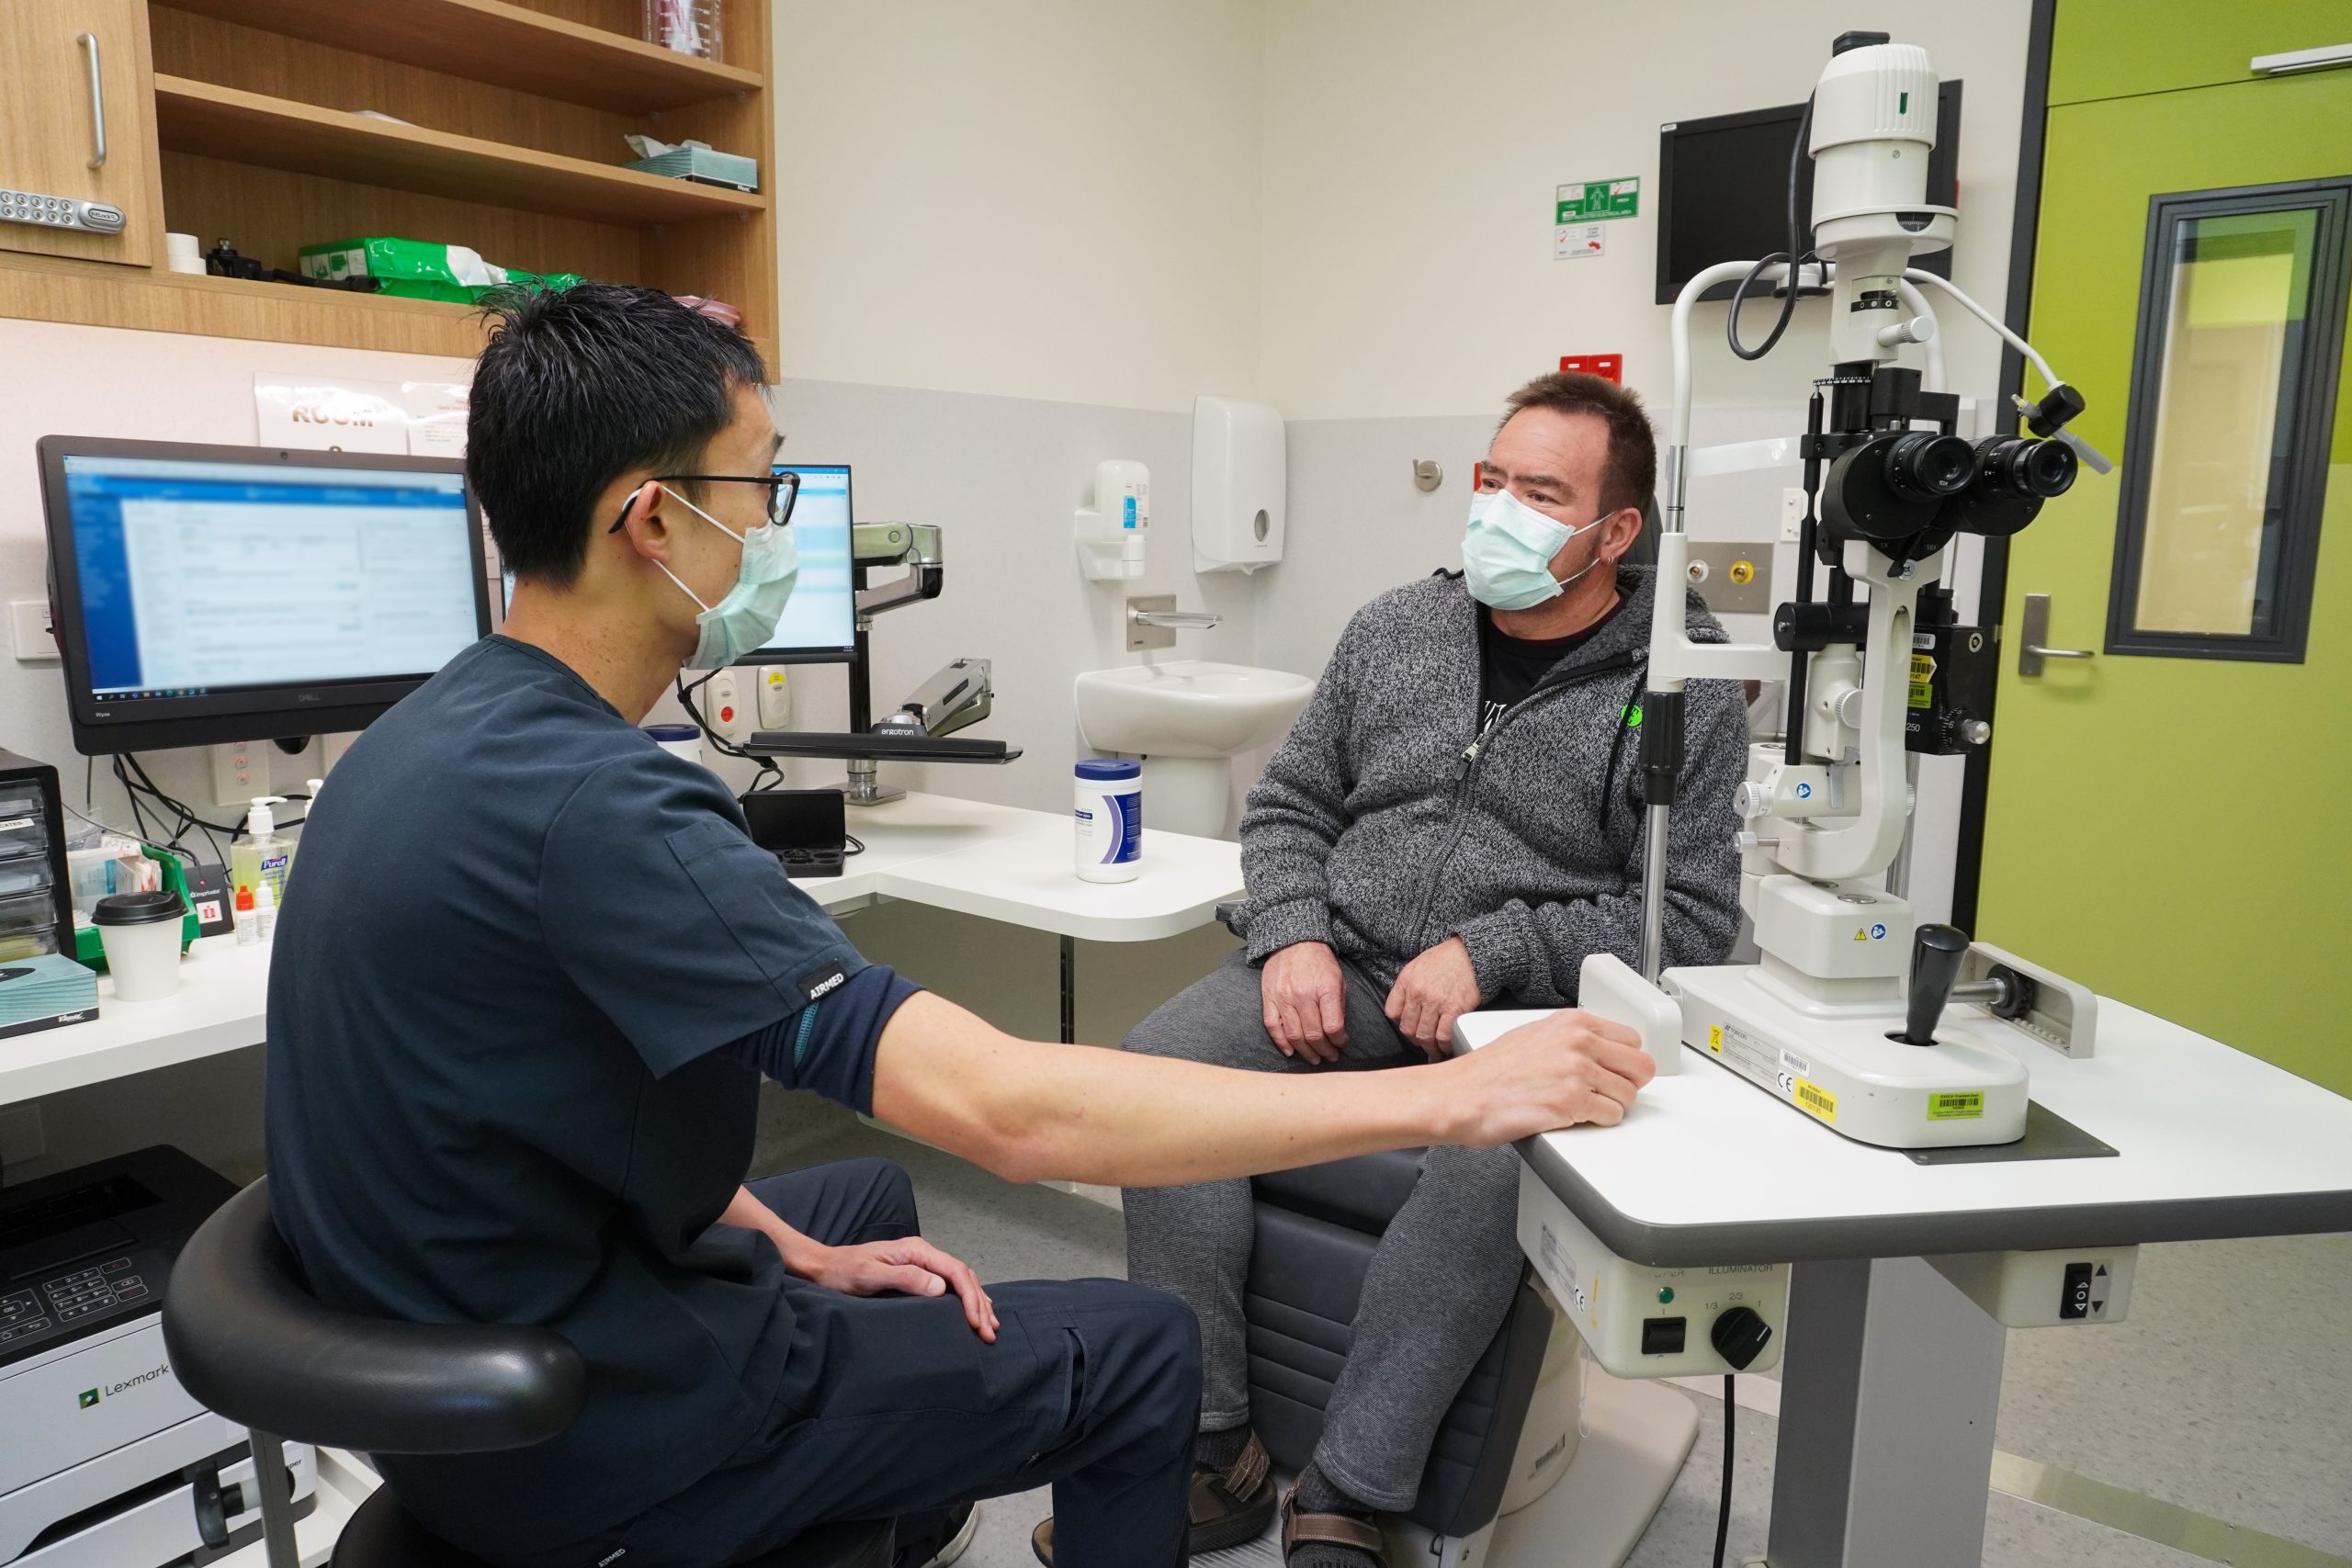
[650,487,800,670]
[1461,486,1607,611]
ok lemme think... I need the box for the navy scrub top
[264,635,901,1556]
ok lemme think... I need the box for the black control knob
[1897,923,1972,1045]
[1711,1305,1773,1371]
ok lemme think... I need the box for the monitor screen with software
[745,462,857,662]
[38,436,492,754]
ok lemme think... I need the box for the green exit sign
[1556,177,1640,223]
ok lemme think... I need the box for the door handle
[76,31,107,170]
[2018,592,2096,678]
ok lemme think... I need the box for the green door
[1978,4,2352,1093]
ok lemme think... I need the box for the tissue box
[626,145,760,192]
[298,237,582,304]
[0,953,99,1040]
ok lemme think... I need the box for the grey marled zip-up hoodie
[1235,564,1747,1007]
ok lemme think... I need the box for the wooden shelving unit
[145,0,763,114]
[0,0,776,365]
[153,77,767,227]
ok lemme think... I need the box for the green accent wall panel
[2051,0,2352,106]
[1979,70,2352,1093]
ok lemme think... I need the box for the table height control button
[2060,1260,2093,1320]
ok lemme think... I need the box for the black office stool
[163,1179,894,1568]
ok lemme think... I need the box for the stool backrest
[161,1179,585,1455]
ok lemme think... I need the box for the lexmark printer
[1,1148,315,1566]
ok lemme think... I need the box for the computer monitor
[744,462,857,664]
[38,436,493,754]
[1655,80,1962,305]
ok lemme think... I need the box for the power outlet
[8,600,57,662]
[0,1104,44,1167]
[704,669,747,741]
[1780,487,1807,544]
[756,665,792,729]
[212,740,267,807]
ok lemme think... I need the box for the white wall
[771,0,1266,412]
[1257,0,2033,421]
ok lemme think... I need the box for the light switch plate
[1780,488,1806,544]
[8,600,57,661]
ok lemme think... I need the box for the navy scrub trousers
[512,1157,1201,1568]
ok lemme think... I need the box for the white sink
[1075,660,1314,760]
[1075,661,1316,838]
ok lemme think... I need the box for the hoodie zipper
[1406,649,1641,953]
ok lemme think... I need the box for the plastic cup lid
[93,890,187,926]
[1075,758,1142,782]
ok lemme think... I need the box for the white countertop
[1456,1000,2352,1264]
[0,792,1241,1108]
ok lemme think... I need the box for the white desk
[1455,1004,2352,1568]
[0,792,1242,1109]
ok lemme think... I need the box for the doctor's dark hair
[1498,371,1658,520]
[467,283,768,586]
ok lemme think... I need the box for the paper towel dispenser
[1191,396,1284,574]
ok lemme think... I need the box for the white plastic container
[1074,759,1143,883]
[644,722,703,766]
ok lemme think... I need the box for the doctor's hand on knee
[1384,936,1483,1058]
[1446,1010,1655,1145]
[799,1237,1000,1343]
[1261,941,1350,1064]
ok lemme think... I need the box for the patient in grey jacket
[1120,371,1748,1567]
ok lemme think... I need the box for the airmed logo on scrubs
[799,962,849,1004]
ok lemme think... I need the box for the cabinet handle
[76,31,107,170]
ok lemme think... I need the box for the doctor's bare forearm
[867,990,1651,1187]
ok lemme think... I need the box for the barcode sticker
[1794,1078,1838,1124]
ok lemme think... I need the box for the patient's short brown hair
[1500,372,1657,519]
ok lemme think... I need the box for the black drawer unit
[0,750,71,963]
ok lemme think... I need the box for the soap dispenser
[1075,459,1150,581]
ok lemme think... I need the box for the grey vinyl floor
[751,1089,2352,1568]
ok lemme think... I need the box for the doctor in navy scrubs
[262,283,1654,1568]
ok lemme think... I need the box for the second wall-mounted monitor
[1657,80,1962,305]
[742,463,857,664]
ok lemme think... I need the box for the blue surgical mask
[1462,487,1606,610]
[651,488,800,670]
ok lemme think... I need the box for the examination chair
[163,1179,895,1568]
[1245,1149,1558,1543]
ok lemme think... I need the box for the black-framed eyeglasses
[608,469,800,534]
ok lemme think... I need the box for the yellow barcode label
[1794,1077,1838,1123]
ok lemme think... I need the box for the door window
[2106,180,2350,662]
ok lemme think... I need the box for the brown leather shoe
[1279,1482,1387,1564]
[1030,1429,1276,1563]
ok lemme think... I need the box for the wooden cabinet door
[0,0,162,265]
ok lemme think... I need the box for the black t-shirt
[1477,594,1630,729]
[264,636,892,1555]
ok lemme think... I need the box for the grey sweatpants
[1121,949,1525,1513]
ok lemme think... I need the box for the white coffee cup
[94,891,187,1002]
